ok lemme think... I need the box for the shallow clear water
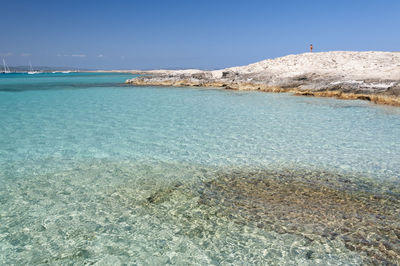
[0,73,399,264]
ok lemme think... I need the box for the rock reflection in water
[197,169,400,265]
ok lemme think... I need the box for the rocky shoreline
[125,51,400,106]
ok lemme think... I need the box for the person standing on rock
[310,44,313,52]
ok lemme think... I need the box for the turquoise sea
[0,72,399,265]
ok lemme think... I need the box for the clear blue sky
[2,0,399,69]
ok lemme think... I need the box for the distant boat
[51,71,71,74]
[27,61,40,74]
[1,58,11,74]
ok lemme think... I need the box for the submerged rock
[196,169,400,265]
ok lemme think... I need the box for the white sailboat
[27,61,40,74]
[2,59,11,74]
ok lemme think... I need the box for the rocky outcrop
[126,51,400,106]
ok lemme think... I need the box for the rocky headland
[126,51,400,106]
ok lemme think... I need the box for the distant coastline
[123,51,400,106]
[1,66,85,73]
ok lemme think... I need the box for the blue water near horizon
[0,72,399,264]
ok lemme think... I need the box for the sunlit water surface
[0,73,399,265]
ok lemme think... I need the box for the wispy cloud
[57,54,87,57]
[0,52,13,57]
[71,54,87,57]
[97,54,104,58]
[21,53,31,57]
